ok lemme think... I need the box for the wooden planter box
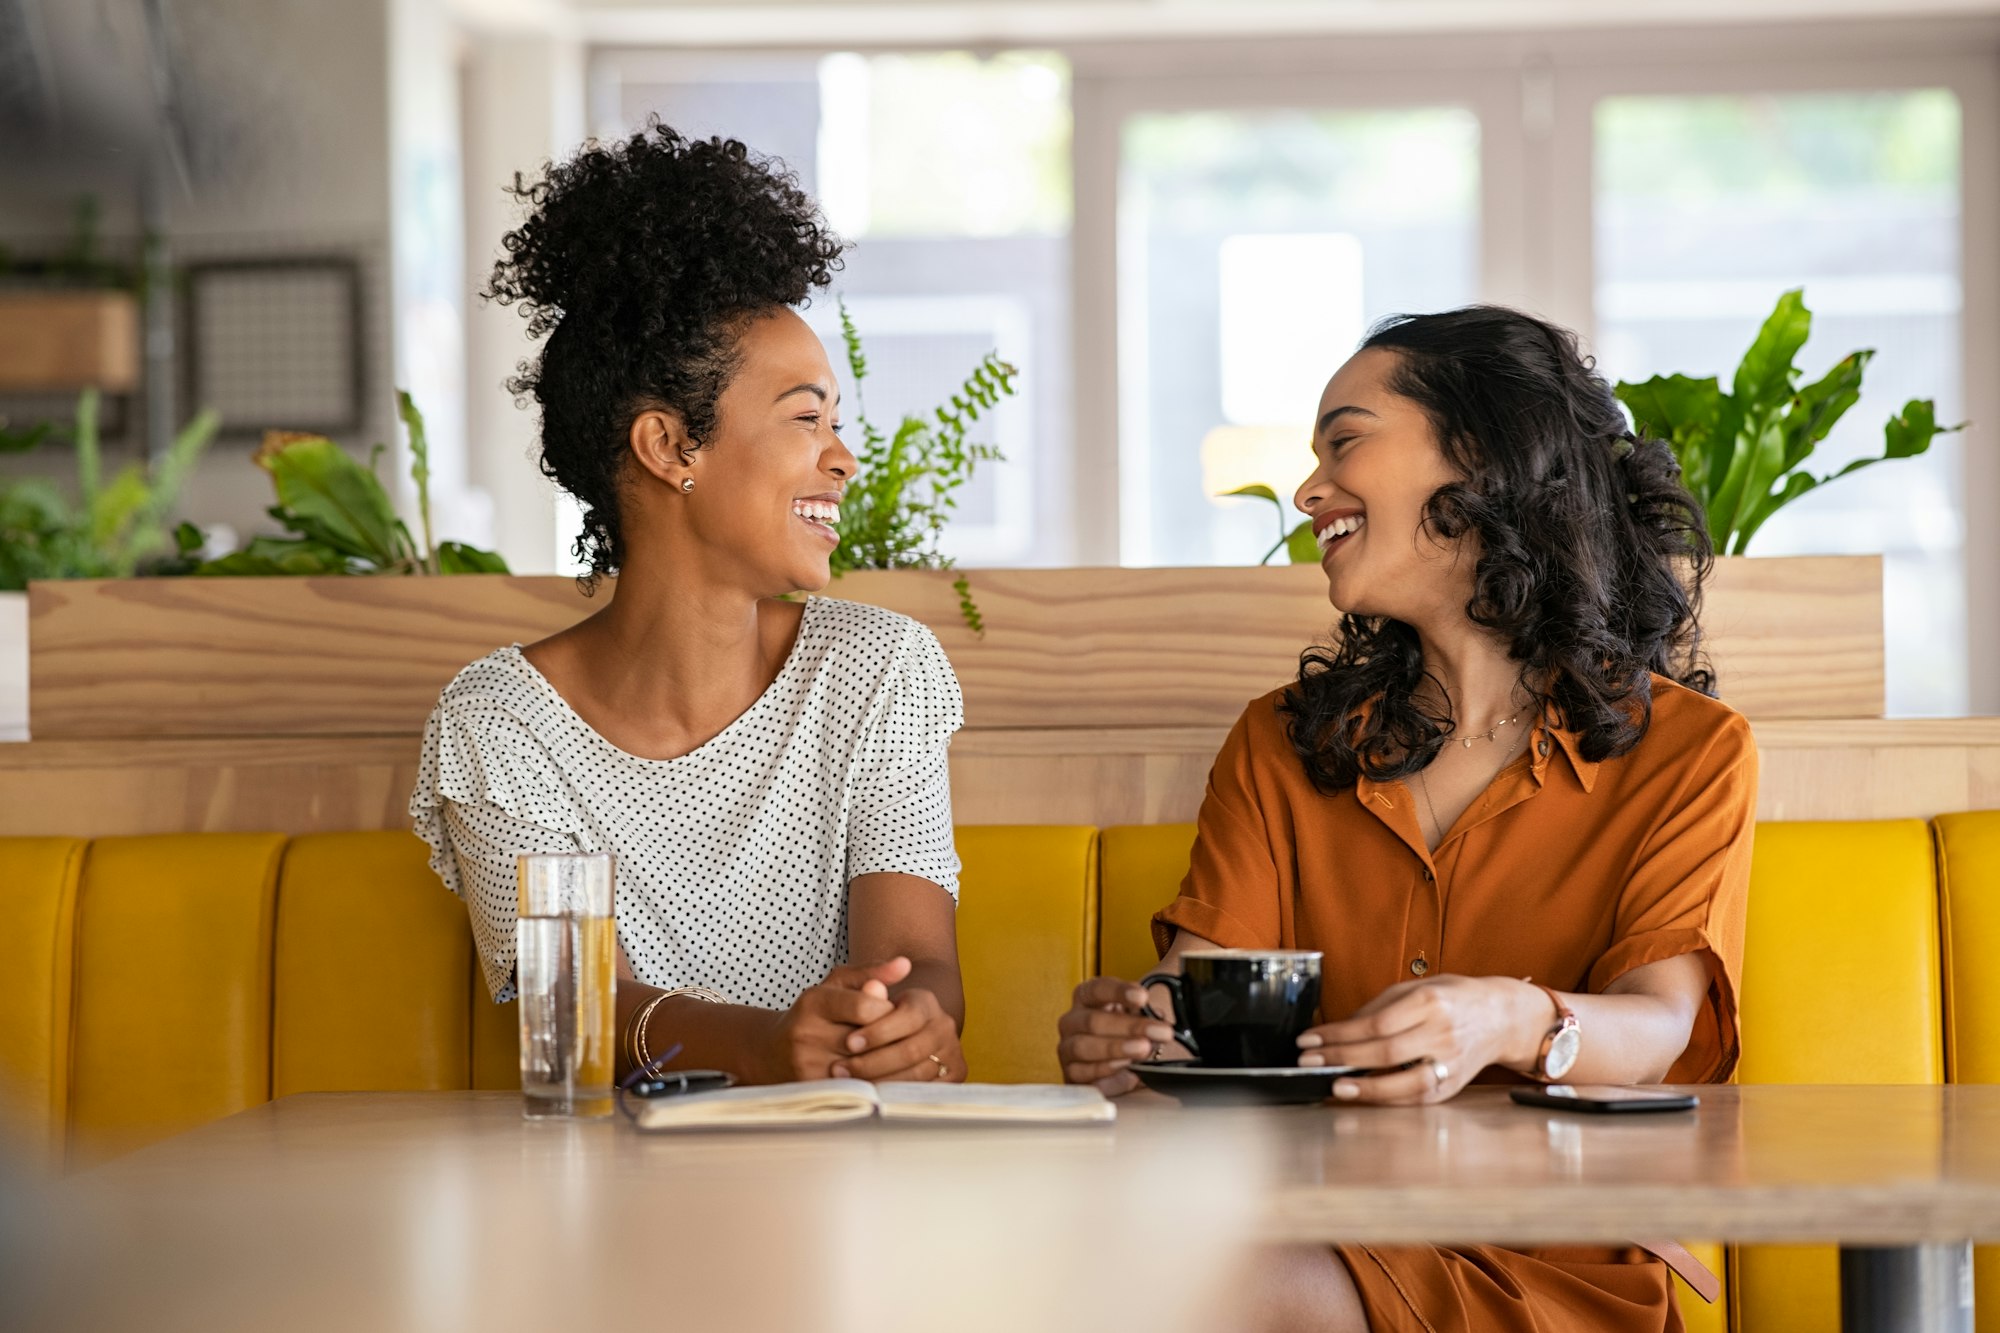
[0,290,139,392]
[23,556,1883,742]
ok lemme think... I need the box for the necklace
[1450,711,1524,749]
[1414,722,1530,849]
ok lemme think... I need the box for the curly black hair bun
[485,120,847,580]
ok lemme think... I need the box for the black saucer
[1132,1059,1360,1106]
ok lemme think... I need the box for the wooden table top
[10,1085,2000,1332]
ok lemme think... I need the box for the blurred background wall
[2,0,1995,715]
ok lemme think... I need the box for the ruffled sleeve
[410,695,583,1003]
[845,622,964,897]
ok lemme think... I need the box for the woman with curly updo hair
[1059,307,1755,1332]
[411,123,969,1089]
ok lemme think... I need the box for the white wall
[462,31,586,574]
[392,0,494,553]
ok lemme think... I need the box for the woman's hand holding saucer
[1056,977,1181,1097]
[1296,975,1533,1105]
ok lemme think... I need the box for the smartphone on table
[1509,1085,1699,1114]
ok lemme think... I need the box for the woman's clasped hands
[765,955,964,1085]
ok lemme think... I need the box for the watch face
[1546,1026,1582,1081]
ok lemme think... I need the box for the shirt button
[1410,958,1430,976]
[1422,867,1435,883]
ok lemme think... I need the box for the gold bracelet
[630,993,672,1076]
[660,985,729,1005]
[631,986,728,1076]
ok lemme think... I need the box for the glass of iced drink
[516,853,616,1120]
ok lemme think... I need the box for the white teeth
[1315,514,1365,550]
[792,501,840,526]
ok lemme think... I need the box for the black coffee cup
[1139,949,1324,1069]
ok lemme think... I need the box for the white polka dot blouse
[410,597,964,1007]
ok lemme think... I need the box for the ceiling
[446,0,2000,44]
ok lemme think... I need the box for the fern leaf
[953,571,985,637]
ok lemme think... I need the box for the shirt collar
[1533,713,1600,793]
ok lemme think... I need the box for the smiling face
[629,307,858,597]
[1292,346,1474,624]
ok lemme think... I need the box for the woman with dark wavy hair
[411,123,968,1089]
[1057,306,1755,1332]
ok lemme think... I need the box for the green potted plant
[830,300,1015,633]
[176,390,507,576]
[1615,288,1957,556]
[0,388,218,588]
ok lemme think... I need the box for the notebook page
[875,1082,1116,1124]
[633,1079,879,1131]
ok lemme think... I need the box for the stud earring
[680,478,694,493]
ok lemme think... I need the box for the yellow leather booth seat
[0,825,1104,1169]
[69,834,288,1170]
[954,826,1100,1084]
[1100,823,1197,985]
[274,832,476,1096]
[1734,820,1945,1333]
[0,838,84,1168]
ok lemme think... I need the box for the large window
[1115,106,1480,566]
[1593,89,1966,714]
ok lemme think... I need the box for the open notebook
[632,1079,1116,1131]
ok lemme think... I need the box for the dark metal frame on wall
[180,255,367,440]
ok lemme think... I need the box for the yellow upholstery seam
[49,839,84,1165]
[1083,829,1102,980]
[1924,820,1947,1082]
[255,835,287,1106]
[270,836,300,1099]
[61,839,100,1169]
[1936,819,1958,1083]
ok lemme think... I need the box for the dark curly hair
[1279,305,1716,792]
[484,120,847,584]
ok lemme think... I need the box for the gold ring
[928,1054,949,1079]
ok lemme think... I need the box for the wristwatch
[1529,982,1581,1082]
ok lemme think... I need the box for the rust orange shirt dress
[1153,674,1757,1333]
